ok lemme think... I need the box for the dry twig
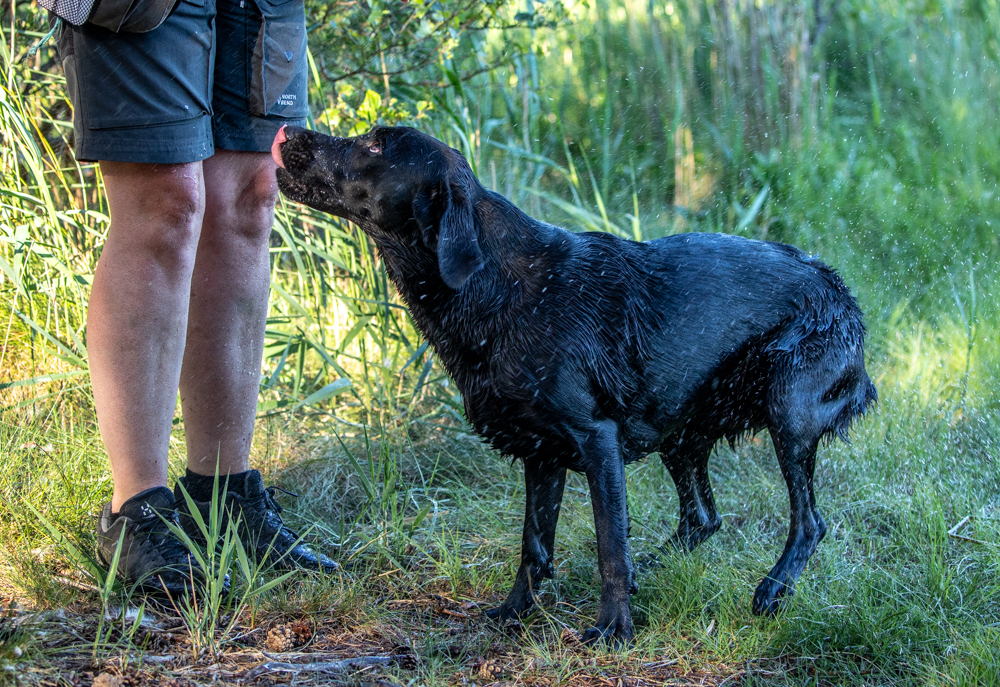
[245,655,393,680]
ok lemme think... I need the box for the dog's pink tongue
[271,126,287,168]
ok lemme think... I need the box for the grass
[2,341,999,685]
[3,0,1000,683]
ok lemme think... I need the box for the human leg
[178,0,310,477]
[88,161,205,512]
[86,161,216,596]
[179,150,276,476]
[65,0,328,579]
[59,0,217,512]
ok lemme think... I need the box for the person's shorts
[57,0,309,163]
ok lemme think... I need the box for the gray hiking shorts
[57,0,309,163]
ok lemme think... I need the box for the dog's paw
[484,603,528,622]
[751,576,793,616]
[669,521,720,553]
[580,622,633,648]
[483,606,505,620]
[667,531,698,553]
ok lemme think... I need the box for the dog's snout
[272,125,312,169]
[272,126,319,175]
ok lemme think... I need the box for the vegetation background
[2,0,999,684]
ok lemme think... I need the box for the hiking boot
[96,486,205,598]
[175,470,338,573]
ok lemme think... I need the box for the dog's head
[275,125,484,290]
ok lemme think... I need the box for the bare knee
[101,161,206,272]
[204,153,279,245]
[235,165,279,242]
[146,188,204,260]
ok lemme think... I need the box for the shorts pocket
[71,0,214,130]
[250,0,308,119]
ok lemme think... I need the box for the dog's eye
[368,141,382,155]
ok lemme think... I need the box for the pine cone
[560,627,581,645]
[477,660,505,681]
[265,625,296,652]
[290,620,313,645]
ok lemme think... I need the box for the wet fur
[276,126,878,643]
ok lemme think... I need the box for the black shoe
[175,470,338,574]
[96,487,203,599]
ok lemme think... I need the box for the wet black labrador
[273,125,877,644]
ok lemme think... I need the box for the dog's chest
[447,341,645,465]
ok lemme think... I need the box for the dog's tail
[826,364,878,443]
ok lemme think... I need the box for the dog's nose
[271,126,287,168]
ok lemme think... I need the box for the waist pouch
[39,0,179,32]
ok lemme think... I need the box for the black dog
[274,125,877,644]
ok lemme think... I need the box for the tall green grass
[4,0,999,410]
[425,0,1000,318]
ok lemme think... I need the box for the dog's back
[451,223,875,465]
[629,232,875,450]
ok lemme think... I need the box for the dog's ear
[438,181,484,289]
[413,179,484,290]
[412,184,443,251]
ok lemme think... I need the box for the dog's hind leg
[660,433,722,552]
[752,341,867,615]
[486,460,567,621]
[751,426,826,616]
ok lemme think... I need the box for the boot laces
[259,485,297,516]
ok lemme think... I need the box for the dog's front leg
[486,460,567,621]
[579,421,636,646]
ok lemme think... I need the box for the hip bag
[39,0,180,32]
